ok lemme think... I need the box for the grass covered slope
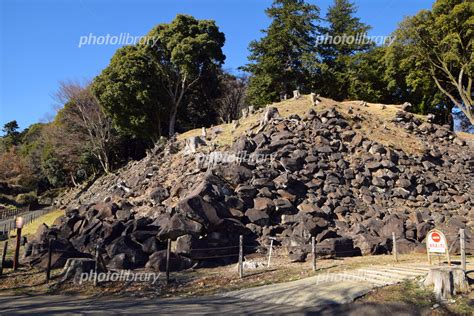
[179,95,427,155]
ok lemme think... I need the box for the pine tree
[242,0,320,106]
[317,0,372,100]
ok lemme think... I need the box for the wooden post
[166,238,171,285]
[46,239,52,283]
[238,235,243,278]
[446,245,451,266]
[0,241,8,276]
[460,229,466,271]
[94,244,100,286]
[13,227,22,271]
[392,232,398,262]
[267,238,274,267]
[312,236,316,271]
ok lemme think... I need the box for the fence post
[392,232,398,262]
[460,229,466,271]
[46,239,52,283]
[94,244,100,286]
[238,235,243,278]
[13,223,22,271]
[312,236,316,271]
[166,238,171,285]
[267,238,274,267]
[0,241,8,276]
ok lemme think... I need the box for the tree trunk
[168,106,178,137]
[424,267,470,301]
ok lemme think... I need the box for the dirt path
[0,263,435,314]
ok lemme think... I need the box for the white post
[267,239,274,267]
[460,229,466,271]
[392,232,398,262]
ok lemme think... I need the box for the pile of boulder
[25,105,474,270]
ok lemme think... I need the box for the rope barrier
[190,253,239,260]
[189,245,239,251]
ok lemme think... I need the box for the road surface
[0,263,434,314]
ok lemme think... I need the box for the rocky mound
[24,103,474,270]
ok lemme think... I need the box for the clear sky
[0,0,434,132]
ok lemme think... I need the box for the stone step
[354,270,405,284]
[358,268,422,279]
[404,264,432,271]
[385,266,428,276]
[329,273,389,287]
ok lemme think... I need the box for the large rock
[105,236,148,268]
[157,213,203,241]
[316,237,358,257]
[145,250,194,272]
[177,175,233,228]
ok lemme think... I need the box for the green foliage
[2,120,19,136]
[346,47,390,102]
[94,14,226,140]
[242,0,320,106]
[15,191,38,206]
[92,45,166,141]
[383,28,448,114]
[317,0,373,100]
[2,120,21,148]
[41,146,66,188]
[393,0,473,123]
[144,14,226,135]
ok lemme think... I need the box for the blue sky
[0,0,434,132]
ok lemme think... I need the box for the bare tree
[56,80,114,174]
[216,74,248,123]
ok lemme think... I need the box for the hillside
[25,95,473,270]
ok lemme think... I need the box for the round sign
[426,229,448,254]
[431,232,441,242]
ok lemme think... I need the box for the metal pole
[312,236,316,271]
[166,238,171,285]
[13,227,22,271]
[239,235,243,278]
[267,239,274,267]
[392,232,398,262]
[0,241,8,276]
[460,229,466,271]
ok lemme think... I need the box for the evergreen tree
[242,0,320,106]
[317,0,372,100]
[1,120,21,148]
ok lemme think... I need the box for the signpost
[426,229,450,266]
[13,216,24,271]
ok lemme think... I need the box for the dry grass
[4,209,64,258]
[0,251,435,298]
[20,209,64,236]
[360,279,474,315]
[178,95,428,155]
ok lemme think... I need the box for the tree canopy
[242,0,320,106]
[394,0,473,124]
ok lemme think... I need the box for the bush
[15,192,38,206]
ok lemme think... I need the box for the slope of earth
[25,95,473,271]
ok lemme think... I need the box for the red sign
[431,232,441,243]
[427,230,448,253]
